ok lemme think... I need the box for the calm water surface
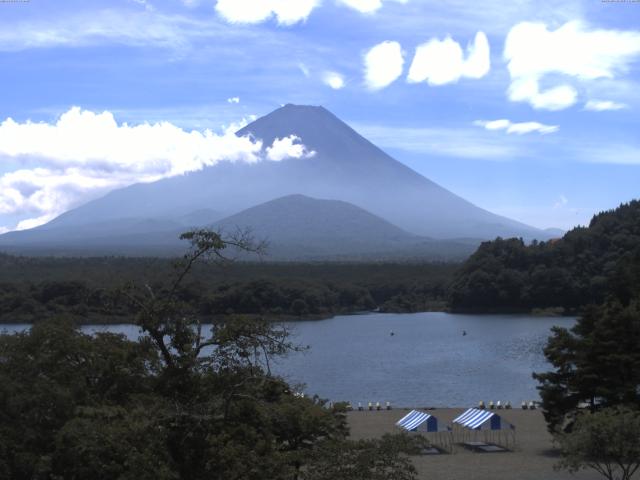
[2,312,574,407]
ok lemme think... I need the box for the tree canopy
[449,200,640,313]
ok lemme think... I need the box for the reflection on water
[1,312,574,407]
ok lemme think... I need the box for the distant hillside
[448,200,640,312]
[0,194,477,260]
[212,194,476,260]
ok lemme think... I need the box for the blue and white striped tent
[453,408,513,431]
[396,410,439,432]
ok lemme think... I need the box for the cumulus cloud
[337,0,408,14]
[323,71,345,89]
[408,32,490,86]
[0,108,313,232]
[364,41,404,90]
[504,21,640,110]
[266,135,316,161]
[215,0,320,25]
[584,99,628,111]
[227,97,240,104]
[473,119,559,135]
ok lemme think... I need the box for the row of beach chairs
[345,401,392,411]
[477,400,537,410]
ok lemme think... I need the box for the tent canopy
[453,408,514,431]
[396,410,438,432]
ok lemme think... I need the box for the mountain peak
[236,104,388,165]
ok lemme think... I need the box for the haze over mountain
[212,195,476,260]
[0,104,555,258]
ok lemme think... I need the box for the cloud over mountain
[0,107,314,232]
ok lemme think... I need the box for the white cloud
[215,0,320,25]
[323,71,345,89]
[407,32,490,86]
[553,194,568,209]
[364,41,404,90]
[474,119,559,134]
[576,144,640,165]
[504,21,640,110]
[584,99,628,111]
[353,123,523,160]
[298,63,311,77]
[265,135,316,161]
[227,97,240,104]
[337,0,408,14]
[0,108,313,231]
[0,107,263,175]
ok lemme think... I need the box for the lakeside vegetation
[0,258,455,323]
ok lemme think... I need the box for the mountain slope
[0,194,477,259]
[211,194,475,260]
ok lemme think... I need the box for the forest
[448,200,640,313]
[0,256,455,323]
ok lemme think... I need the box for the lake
[1,312,574,408]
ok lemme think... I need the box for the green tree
[556,407,640,480]
[534,299,640,432]
[302,433,425,480]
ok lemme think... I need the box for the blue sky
[0,0,639,233]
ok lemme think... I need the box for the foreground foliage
[534,299,640,432]
[556,407,640,480]
[0,229,422,479]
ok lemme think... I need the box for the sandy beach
[347,408,602,480]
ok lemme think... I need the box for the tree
[301,433,426,480]
[556,407,640,480]
[534,299,640,432]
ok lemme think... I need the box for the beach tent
[396,410,452,452]
[451,408,516,449]
[396,410,438,432]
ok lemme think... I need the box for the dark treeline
[449,200,640,313]
[0,257,456,323]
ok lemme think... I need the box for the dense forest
[0,256,456,323]
[449,200,640,313]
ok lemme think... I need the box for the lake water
[1,312,574,408]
